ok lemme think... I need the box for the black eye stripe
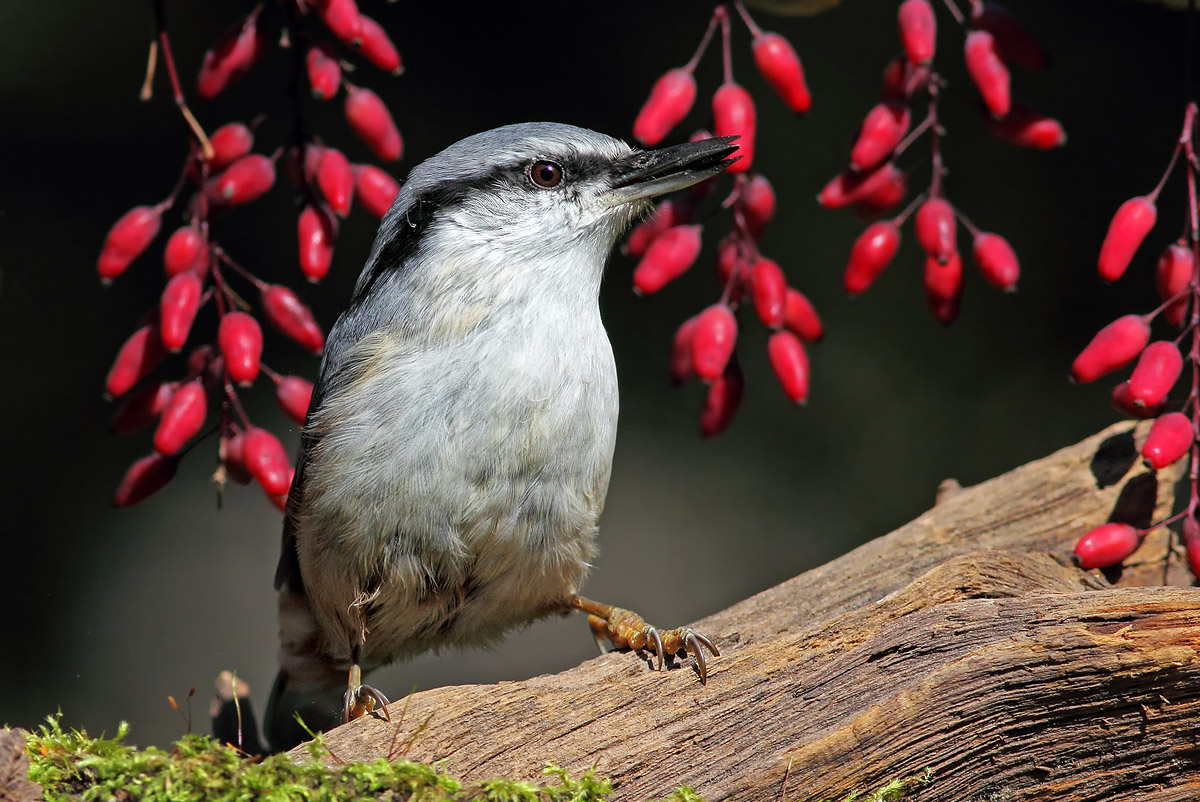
[529,160,564,189]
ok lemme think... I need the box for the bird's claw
[584,605,720,683]
[343,664,391,723]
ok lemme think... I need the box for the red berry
[106,324,167,398]
[1073,523,1139,570]
[153,380,207,455]
[276,375,314,425]
[223,431,253,485]
[715,234,749,304]
[163,225,204,278]
[624,198,692,258]
[345,87,402,161]
[923,251,963,326]
[297,205,338,282]
[98,206,161,282]
[784,289,823,342]
[844,221,901,295]
[632,224,702,294]
[218,312,263,386]
[269,471,296,511]
[196,14,264,100]
[750,258,788,328]
[159,271,204,352]
[985,101,1066,149]
[315,0,362,45]
[213,154,276,206]
[767,331,810,404]
[715,233,744,287]
[692,304,738,382]
[209,123,255,170]
[1155,242,1193,327]
[700,361,744,437]
[880,56,929,101]
[111,381,175,435]
[113,453,179,508]
[972,232,1020,291]
[669,316,698,385]
[915,198,957,264]
[1111,381,1164,420]
[712,82,756,173]
[317,148,354,217]
[1142,411,1193,469]
[849,102,911,173]
[261,284,325,353]
[751,32,811,113]
[354,165,401,218]
[1127,341,1183,408]
[898,0,937,65]
[965,31,1011,117]
[241,427,293,496]
[1188,532,1200,579]
[358,15,403,74]
[818,162,901,209]
[1098,197,1157,282]
[741,175,776,240]
[854,167,908,216]
[633,68,697,147]
[1071,314,1151,383]
[971,2,1047,71]
[306,46,342,100]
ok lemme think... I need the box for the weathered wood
[291,421,1200,801]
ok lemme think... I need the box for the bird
[263,122,736,751]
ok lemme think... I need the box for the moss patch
[22,714,930,802]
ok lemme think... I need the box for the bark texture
[289,421,1200,801]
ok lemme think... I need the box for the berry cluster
[1071,103,1200,578]
[628,2,822,436]
[831,0,1064,324]
[102,0,403,508]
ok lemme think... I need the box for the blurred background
[0,0,1192,747]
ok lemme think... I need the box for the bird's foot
[342,663,391,723]
[568,594,720,683]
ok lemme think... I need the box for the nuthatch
[265,123,736,750]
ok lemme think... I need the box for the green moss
[23,714,930,802]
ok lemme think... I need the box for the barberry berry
[98,206,162,282]
[1071,314,1151,383]
[633,68,697,147]
[1073,522,1139,569]
[1097,196,1157,282]
[218,312,263,386]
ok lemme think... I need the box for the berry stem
[139,40,158,102]
[732,0,763,38]
[892,190,928,228]
[149,0,214,159]
[684,5,724,74]
[894,112,935,158]
[939,0,966,26]
[719,4,734,84]
[926,81,947,198]
[213,246,267,292]
[223,380,253,430]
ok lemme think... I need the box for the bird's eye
[529,160,564,189]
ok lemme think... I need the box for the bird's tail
[263,584,347,751]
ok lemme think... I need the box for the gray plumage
[265,123,734,749]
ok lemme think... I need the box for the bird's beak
[602,136,741,207]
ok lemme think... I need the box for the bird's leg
[342,658,391,723]
[567,594,720,683]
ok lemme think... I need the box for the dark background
[0,1,1191,747]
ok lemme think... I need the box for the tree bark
[290,421,1200,801]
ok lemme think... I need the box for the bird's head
[351,123,738,308]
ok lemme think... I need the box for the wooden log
[290,421,1200,801]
